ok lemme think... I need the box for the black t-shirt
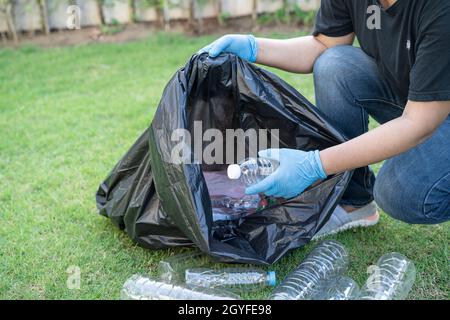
[313,0,450,104]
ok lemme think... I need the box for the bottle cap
[227,164,241,180]
[267,271,276,286]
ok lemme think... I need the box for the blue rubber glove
[246,149,328,199]
[198,34,258,63]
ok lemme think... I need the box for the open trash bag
[96,53,352,265]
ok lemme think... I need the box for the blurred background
[0,0,319,46]
[1,0,448,300]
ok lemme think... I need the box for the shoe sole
[312,212,380,241]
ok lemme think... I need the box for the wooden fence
[0,0,320,41]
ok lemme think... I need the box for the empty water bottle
[121,275,240,300]
[312,276,360,300]
[227,157,279,186]
[185,268,276,290]
[158,251,213,283]
[212,196,260,210]
[269,240,349,300]
[358,252,416,300]
[211,195,261,221]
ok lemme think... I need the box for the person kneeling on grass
[199,0,450,236]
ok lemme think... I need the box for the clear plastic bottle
[215,157,278,222]
[358,252,416,300]
[212,196,260,210]
[269,240,349,300]
[158,251,212,284]
[121,275,240,300]
[211,195,261,221]
[185,268,276,290]
[312,276,360,300]
[227,158,279,186]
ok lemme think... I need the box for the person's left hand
[245,149,328,199]
[197,34,258,62]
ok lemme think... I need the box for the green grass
[0,33,448,300]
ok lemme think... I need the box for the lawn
[0,32,448,300]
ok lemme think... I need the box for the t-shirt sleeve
[313,0,353,37]
[408,4,450,101]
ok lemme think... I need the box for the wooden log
[129,0,135,23]
[5,2,18,44]
[252,0,257,23]
[96,0,106,25]
[39,0,50,34]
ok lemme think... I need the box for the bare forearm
[255,36,327,74]
[255,33,355,74]
[320,101,450,175]
[320,118,428,175]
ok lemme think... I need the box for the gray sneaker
[312,201,379,240]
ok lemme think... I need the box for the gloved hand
[246,149,328,199]
[198,34,258,63]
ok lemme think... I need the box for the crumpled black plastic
[96,53,352,265]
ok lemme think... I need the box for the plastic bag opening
[98,53,352,264]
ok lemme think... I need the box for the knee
[313,45,358,84]
[421,173,450,223]
[373,177,420,224]
[374,171,450,225]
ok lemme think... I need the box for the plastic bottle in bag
[185,267,276,290]
[212,196,260,210]
[358,252,416,300]
[269,240,349,300]
[121,275,240,300]
[211,195,261,221]
[212,157,279,222]
[227,158,279,186]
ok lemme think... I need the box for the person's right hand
[245,149,327,199]
[198,34,258,63]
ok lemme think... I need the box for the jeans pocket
[423,172,450,223]
[356,98,404,124]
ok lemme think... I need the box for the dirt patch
[1,23,160,49]
[0,17,312,49]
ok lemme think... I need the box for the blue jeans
[313,45,450,224]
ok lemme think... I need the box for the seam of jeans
[422,171,450,220]
[356,98,405,111]
[353,98,371,191]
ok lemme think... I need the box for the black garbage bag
[96,53,352,265]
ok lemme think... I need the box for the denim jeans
[313,45,450,224]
